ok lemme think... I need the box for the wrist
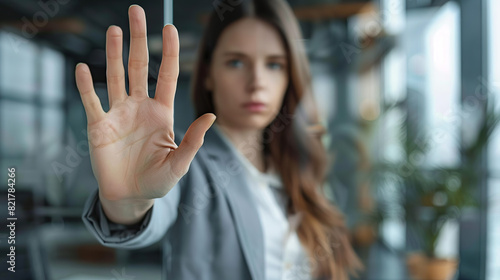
[99,192,154,225]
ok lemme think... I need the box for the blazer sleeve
[81,182,181,249]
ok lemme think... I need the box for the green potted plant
[371,101,499,280]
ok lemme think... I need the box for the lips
[242,102,266,112]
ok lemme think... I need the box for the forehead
[215,17,287,55]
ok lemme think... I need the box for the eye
[267,62,284,70]
[227,59,244,68]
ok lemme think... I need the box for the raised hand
[75,5,215,211]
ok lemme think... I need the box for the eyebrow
[223,51,287,59]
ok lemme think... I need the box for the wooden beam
[293,2,376,21]
[0,18,86,34]
[199,2,376,24]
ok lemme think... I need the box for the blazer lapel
[198,126,265,280]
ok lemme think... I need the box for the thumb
[169,113,216,177]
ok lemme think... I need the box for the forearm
[99,191,154,225]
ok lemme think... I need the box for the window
[0,30,66,189]
[487,0,500,278]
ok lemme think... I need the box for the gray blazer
[82,125,271,280]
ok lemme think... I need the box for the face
[206,17,289,131]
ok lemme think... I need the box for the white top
[213,124,312,280]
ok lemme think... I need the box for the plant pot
[406,253,458,280]
[426,258,458,280]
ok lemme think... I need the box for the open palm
[75,5,215,201]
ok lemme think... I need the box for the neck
[216,122,267,173]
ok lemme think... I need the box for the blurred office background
[0,0,498,279]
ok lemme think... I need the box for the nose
[247,62,266,94]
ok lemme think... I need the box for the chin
[236,115,274,130]
[242,117,272,129]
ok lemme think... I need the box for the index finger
[154,24,179,108]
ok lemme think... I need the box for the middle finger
[128,5,149,98]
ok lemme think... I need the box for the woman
[78,1,362,279]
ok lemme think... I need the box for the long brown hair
[191,0,363,278]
